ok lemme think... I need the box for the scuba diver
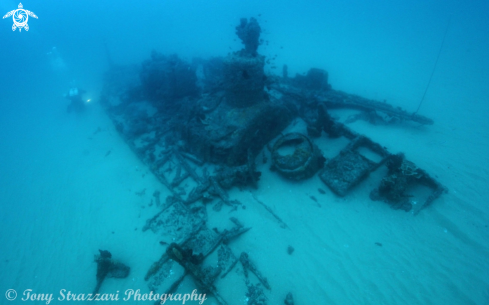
[65,87,87,113]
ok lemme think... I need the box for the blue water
[1,0,488,304]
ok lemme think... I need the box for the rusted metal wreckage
[99,17,446,304]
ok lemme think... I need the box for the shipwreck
[98,17,446,305]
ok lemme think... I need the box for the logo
[5,289,17,301]
[3,3,38,32]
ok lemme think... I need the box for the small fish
[375,242,383,247]
[104,150,111,157]
[135,188,146,196]
[318,188,326,194]
[309,195,321,207]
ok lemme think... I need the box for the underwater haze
[1,0,489,304]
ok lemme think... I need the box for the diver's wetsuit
[66,88,86,113]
